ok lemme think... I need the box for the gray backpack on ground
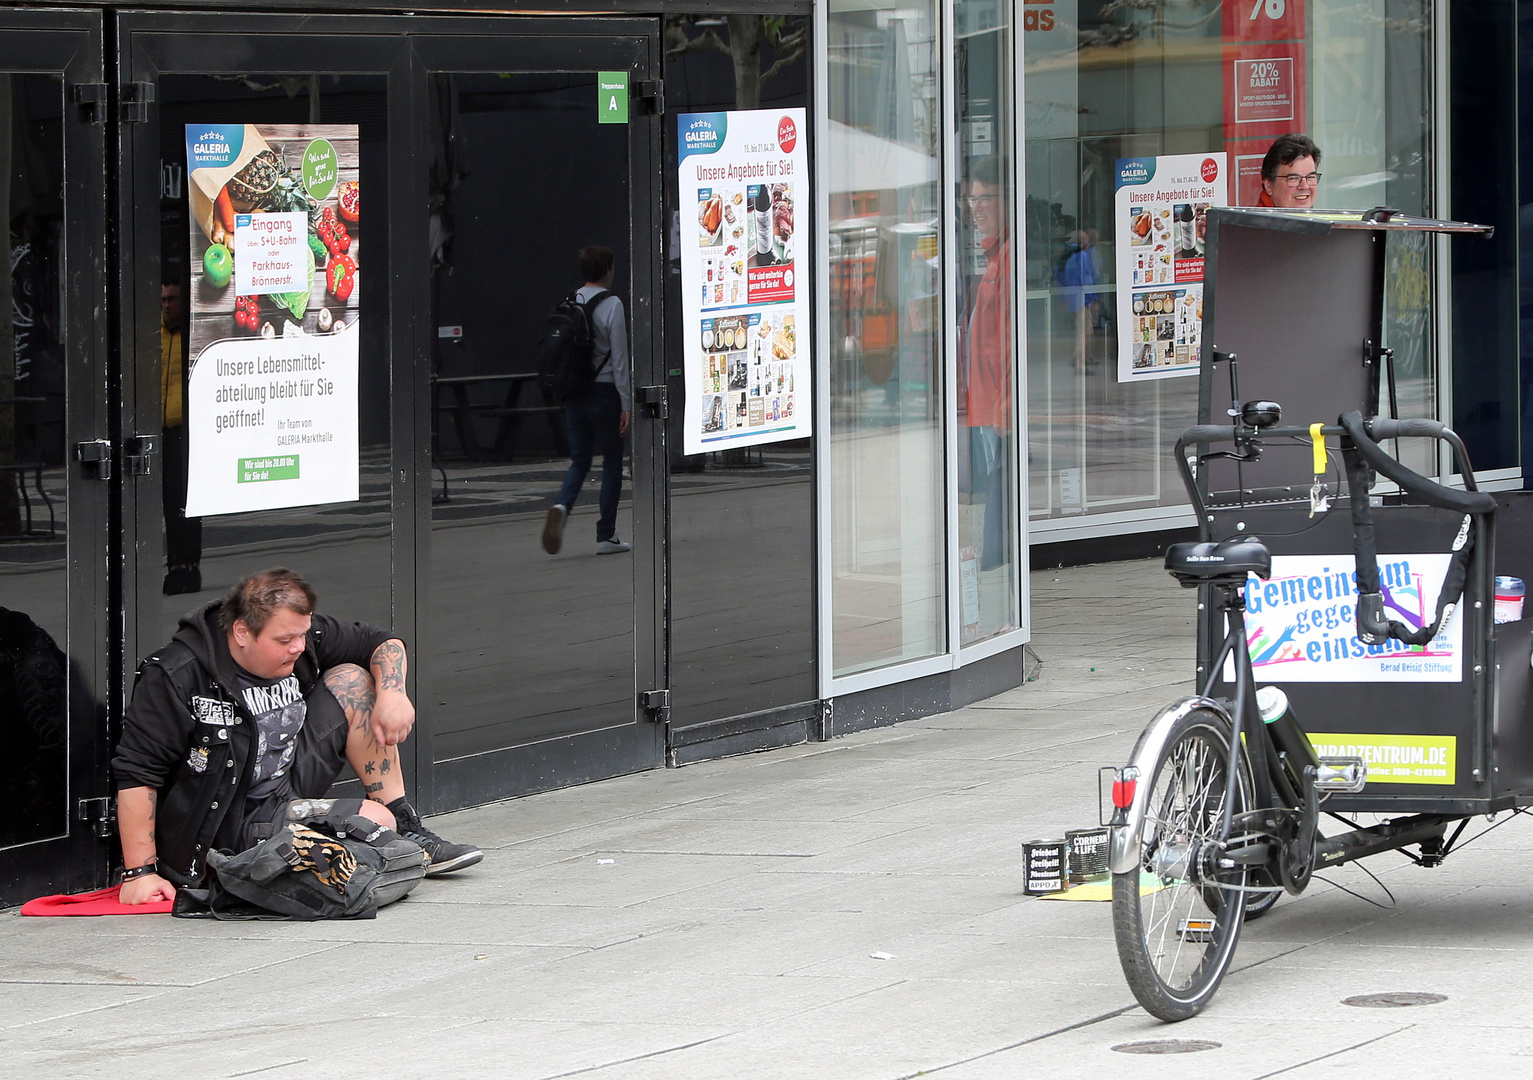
[173,814,426,920]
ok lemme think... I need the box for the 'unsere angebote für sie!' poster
[1114,152,1227,383]
[184,124,360,516]
[678,108,811,453]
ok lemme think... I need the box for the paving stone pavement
[5,558,1531,1078]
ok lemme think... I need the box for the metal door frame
[0,8,111,904]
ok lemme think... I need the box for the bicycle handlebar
[1174,412,1496,649]
[1364,416,1445,441]
[1338,411,1495,516]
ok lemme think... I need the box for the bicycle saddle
[1164,537,1271,587]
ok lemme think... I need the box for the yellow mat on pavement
[1038,873,1166,901]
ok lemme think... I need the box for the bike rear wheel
[1112,707,1249,1021]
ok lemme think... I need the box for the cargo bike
[1104,207,1533,1021]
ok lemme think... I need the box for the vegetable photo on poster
[183,124,361,517]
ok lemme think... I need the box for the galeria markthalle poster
[678,108,811,454]
[1114,153,1227,383]
[184,124,360,516]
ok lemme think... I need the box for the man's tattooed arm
[371,640,407,694]
[366,639,416,747]
[118,786,161,869]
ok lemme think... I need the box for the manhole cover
[1341,992,1447,1009]
[1111,1040,1222,1055]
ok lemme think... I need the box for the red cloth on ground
[21,884,174,916]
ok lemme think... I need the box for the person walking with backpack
[542,246,632,555]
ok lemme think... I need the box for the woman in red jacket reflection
[964,156,1012,572]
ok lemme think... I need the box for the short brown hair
[1261,133,1321,183]
[218,568,317,636]
[579,245,614,283]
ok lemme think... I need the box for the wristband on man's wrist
[120,860,159,882]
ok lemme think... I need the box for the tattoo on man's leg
[325,665,376,723]
[380,758,392,775]
[364,761,375,773]
[364,781,384,795]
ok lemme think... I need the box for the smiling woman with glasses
[1257,132,1323,209]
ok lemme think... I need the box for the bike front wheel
[1112,706,1250,1021]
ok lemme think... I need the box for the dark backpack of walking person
[537,289,613,403]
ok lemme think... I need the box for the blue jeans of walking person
[556,382,624,543]
[973,426,1010,571]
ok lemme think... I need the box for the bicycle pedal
[1315,756,1367,793]
[1177,917,1215,943]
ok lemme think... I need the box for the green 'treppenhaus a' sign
[598,72,628,124]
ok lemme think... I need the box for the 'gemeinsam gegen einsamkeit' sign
[1226,552,1462,683]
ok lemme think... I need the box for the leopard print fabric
[285,825,358,892]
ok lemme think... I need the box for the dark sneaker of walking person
[543,503,567,555]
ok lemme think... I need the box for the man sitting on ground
[113,567,481,904]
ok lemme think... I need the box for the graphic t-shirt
[237,669,307,800]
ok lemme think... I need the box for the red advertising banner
[1221,0,1304,44]
[1223,0,1307,205]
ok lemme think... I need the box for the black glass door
[117,15,416,794]
[413,24,666,808]
[0,10,111,905]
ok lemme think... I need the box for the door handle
[74,439,111,479]
[637,385,667,419]
[126,434,160,476]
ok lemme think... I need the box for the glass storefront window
[956,0,1020,643]
[1023,1,1438,525]
[826,0,945,677]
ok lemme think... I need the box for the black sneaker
[388,800,483,876]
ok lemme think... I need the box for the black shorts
[241,680,361,846]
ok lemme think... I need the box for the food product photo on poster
[1114,152,1226,383]
[678,108,810,454]
[183,123,361,517]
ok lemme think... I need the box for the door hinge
[641,689,670,722]
[121,81,155,124]
[78,797,116,838]
[74,439,112,479]
[637,79,664,115]
[126,433,160,476]
[70,83,108,124]
[637,384,667,419]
